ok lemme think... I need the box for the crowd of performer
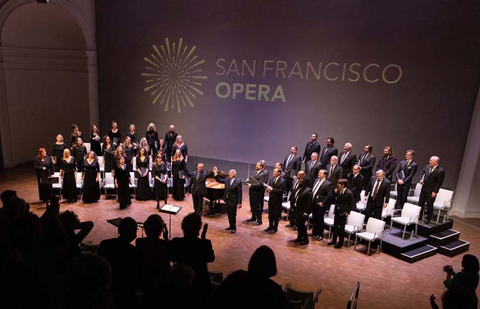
[36,123,446,246]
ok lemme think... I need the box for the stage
[1,163,479,309]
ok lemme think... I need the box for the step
[429,229,460,247]
[400,245,437,263]
[438,240,470,257]
[417,219,454,237]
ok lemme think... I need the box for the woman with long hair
[152,155,168,209]
[146,123,159,158]
[90,124,102,156]
[52,134,67,172]
[158,139,167,162]
[70,124,82,147]
[172,149,186,201]
[139,137,150,156]
[114,156,132,209]
[123,136,134,172]
[34,147,54,201]
[102,135,115,173]
[72,137,87,172]
[171,135,188,163]
[108,120,122,148]
[60,148,77,202]
[136,147,151,201]
[127,123,139,156]
[82,151,100,203]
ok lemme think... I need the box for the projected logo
[141,38,208,113]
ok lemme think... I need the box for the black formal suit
[331,189,355,246]
[217,177,243,229]
[339,151,357,178]
[319,146,338,169]
[418,165,445,221]
[364,177,391,223]
[347,172,364,203]
[248,169,268,222]
[283,153,302,195]
[326,163,343,185]
[288,178,301,226]
[376,155,398,182]
[394,160,418,209]
[357,153,376,189]
[267,176,286,231]
[295,186,313,243]
[305,160,321,187]
[303,141,321,161]
[311,178,334,237]
[189,170,211,216]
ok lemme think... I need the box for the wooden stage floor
[1,163,479,309]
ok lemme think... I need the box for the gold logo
[141,38,208,113]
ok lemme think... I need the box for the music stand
[158,204,182,239]
[107,217,145,237]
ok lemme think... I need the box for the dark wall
[95,0,480,188]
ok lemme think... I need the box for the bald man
[418,156,445,224]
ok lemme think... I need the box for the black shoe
[225,227,233,231]
[246,217,256,222]
[269,229,277,234]
[230,229,236,234]
[334,244,343,249]
[317,236,324,241]
[299,240,309,245]
[285,223,293,227]
[327,241,336,246]
[264,227,272,232]
[290,238,301,243]
[253,221,262,226]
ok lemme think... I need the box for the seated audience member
[1,189,17,206]
[213,245,293,309]
[156,265,196,309]
[443,254,479,307]
[97,217,140,309]
[430,285,477,309]
[64,254,114,309]
[170,213,215,308]
[136,214,171,309]
[59,210,94,260]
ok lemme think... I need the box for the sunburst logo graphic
[141,38,208,113]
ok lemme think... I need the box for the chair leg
[436,209,441,223]
[354,236,358,251]
[367,241,371,256]
[415,224,418,238]
[402,225,406,239]
[379,239,382,253]
[389,222,393,234]
[347,233,351,248]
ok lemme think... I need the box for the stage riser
[428,230,460,247]
[417,220,454,237]
[438,240,470,257]
[399,245,438,263]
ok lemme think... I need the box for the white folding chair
[390,182,397,199]
[98,158,105,173]
[433,188,454,223]
[323,204,336,239]
[406,183,422,204]
[354,218,386,255]
[356,190,366,212]
[132,158,137,171]
[76,172,83,199]
[84,142,91,154]
[282,192,291,221]
[344,211,366,247]
[381,198,396,221]
[103,172,115,199]
[52,172,63,195]
[390,203,421,239]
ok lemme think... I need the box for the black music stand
[158,204,182,239]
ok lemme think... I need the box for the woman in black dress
[90,124,102,156]
[146,123,159,158]
[60,148,77,202]
[82,151,100,203]
[114,156,132,209]
[158,139,167,161]
[70,124,82,147]
[102,135,115,173]
[152,155,168,209]
[171,135,188,163]
[34,147,54,202]
[127,124,139,156]
[172,149,186,201]
[108,121,122,149]
[136,148,151,201]
[164,124,177,162]
[52,134,67,172]
[72,137,87,172]
[123,136,134,172]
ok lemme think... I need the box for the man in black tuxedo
[264,168,286,234]
[319,137,338,169]
[215,168,242,234]
[328,179,355,249]
[376,146,398,182]
[305,152,321,187]
[347,165,364,203]
[326,156,343,186]
[339,142,357,178]
[289,171,312,245]
[418,156,445,223]
[358,144,376,189]
[286,174,301,228]
[394,150,418,209]
[303,133,321,162]
[364,170,391,223]
[247,161,268,225]
[283,146,302,193]
[188,163,210,216]
[164,124,177,162]
[274,162,287,180]
[310,169,334,240]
